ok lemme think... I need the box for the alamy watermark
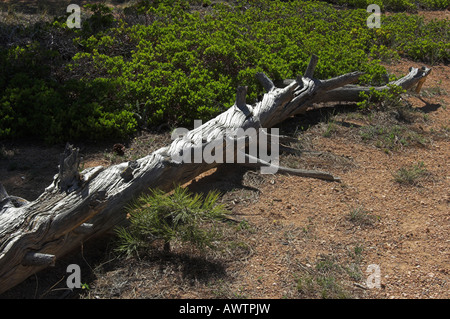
[66,3,381,29]
[66,263,382,290]
[367,4,381,28]
[171,120,280,174]
[66,4,81,29]
[66,264,81,289]
[366,264,381,289]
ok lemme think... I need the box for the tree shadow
[152,251,228,285]
[0,232,228,299]
[279,102,360,136]
[417,97,441,114]
[0,234,117,299]
[185,164,260,196]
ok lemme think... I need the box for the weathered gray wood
[22,253,55,267]
[312,66,432,104]
[235,86,252,118]
[0,58,432,294]
[255,72,275,92]
[304,54,319,78]
[240,153,340,181]
[73,223,95,235]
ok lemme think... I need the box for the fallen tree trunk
[0,56,431,294]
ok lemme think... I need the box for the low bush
[393,161,430,185]
[115,186,227,256]
[357,84,406,112]
[322,0,449,11]
[0,0,448,142]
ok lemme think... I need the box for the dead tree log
[0,56,431,294]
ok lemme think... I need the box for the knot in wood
[58,143,81,192]
[120,160,138,182]
[89,190,107,208]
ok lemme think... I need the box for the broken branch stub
[57,143,81,192]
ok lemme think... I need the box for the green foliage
[81,3,115,35]
[0,52,137,143]
[296,255,352,299]
[0,0,448,142]
[115,186,227,256]
[359,124,428,151]
[348,207,379,227]
[375,14,450,64]
[357,84,406,111]
[322,0,450,11]
[393,161,429,185]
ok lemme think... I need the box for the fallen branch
[0,56,431,294]
[239,153,340,182]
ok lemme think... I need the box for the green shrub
[357,84,406,112]
[115,186,227,256]
[81,3,115,35]
[393,161,430,185]
[65,0,393,128]
[0,0,448,142]
[348,207,379,226]
[376,14,450,64]
[322,0,449,11]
